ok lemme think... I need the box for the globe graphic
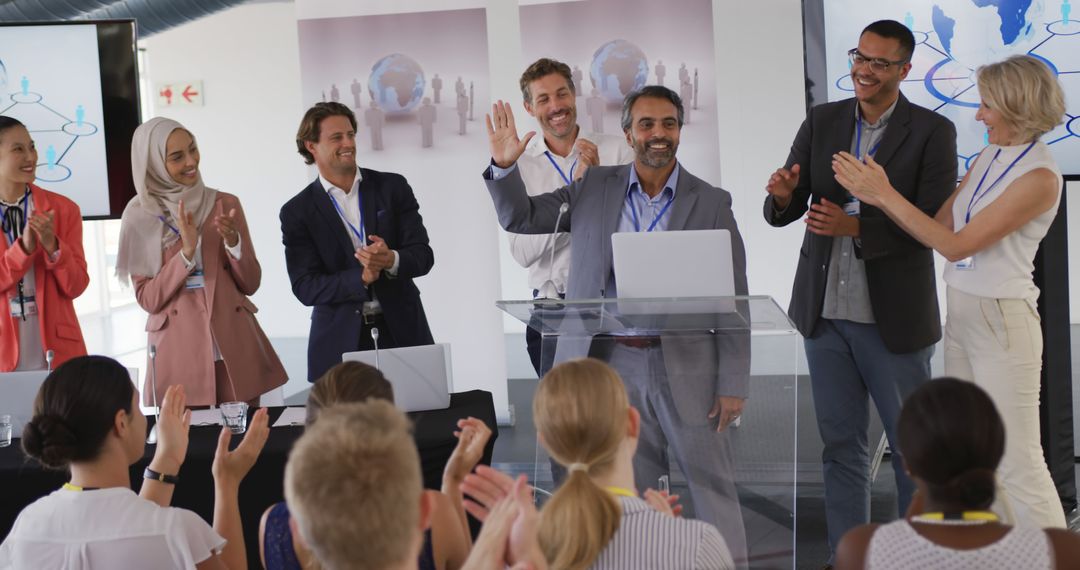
[931,0,1046,70]
[368,53,425,113]
[589,40,649,104]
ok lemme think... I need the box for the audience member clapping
[0,355,269,569]
[835,378,1080,569]
[462,358,733,569]
[264,361,490,570]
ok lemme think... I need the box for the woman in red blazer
[0,116,88,371]
[117,117,286,407]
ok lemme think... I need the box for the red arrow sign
[159,86,173,105]
[182,85,199,103]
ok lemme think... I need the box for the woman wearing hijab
[118,117,286,407]
[0,115,88,371]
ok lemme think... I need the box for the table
[0,390,497,568]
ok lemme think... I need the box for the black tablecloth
[0,390,497,568]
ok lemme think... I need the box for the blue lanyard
[544,151,577,186]
[627,188,675,232]
[854,114,884,160]
[965,142,1035,223]
[156,215,181,237]
[328,191,366,245]
[0,187,29,245]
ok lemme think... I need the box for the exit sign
[156,81,203,107]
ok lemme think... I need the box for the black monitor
[0,20,140,218]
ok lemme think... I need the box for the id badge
[9,295,37,317]
[954,256,976,271]
[185,270,206,289]
[843,197,861,217]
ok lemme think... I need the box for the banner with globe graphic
[815,0,1079,177]
[519,0,722,186]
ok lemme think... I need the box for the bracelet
[144,467,179,485]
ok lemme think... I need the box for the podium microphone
[536,202,569,300]
[45,349,54,372]
[371,327,381,371]
[147,344,160,444]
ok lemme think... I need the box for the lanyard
[965,142,1035,223]
[627,188,675,232]
[0,186,29,245]
[156,215,181,237]
[62,483,100,492]
[329,191,366,245]
[912,510,999,522]
[854,114,885,161]
[544,151,577,186]
[606,486,636,498]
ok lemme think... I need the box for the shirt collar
[627,162,680,200]
[319,167,362,196]
[855,97,899,128]
[527,126,583,158]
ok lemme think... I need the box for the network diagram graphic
[1,75,99,184]
[832,14,1079,175]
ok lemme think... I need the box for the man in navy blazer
[282,102,434,381]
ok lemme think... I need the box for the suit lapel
[310,178,356,258]
[359,170,378,243]
[666,165,698,231]
[825,100,860,202]
[601,167,631,281]
[870,93,911,168]
[202,199,221,313]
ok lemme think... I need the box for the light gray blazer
[484,162,750,400]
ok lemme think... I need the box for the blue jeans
[804,318,932,560]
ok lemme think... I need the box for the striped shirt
[591,497,734,569]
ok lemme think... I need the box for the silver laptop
[342,343,452,412]
[611,229,736,316]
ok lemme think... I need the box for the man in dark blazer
[485,86,750,562]
[282,102,434,382]
[764,20,957,562]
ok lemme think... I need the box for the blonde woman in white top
[832,54,1068,528]
[460,358,733,570]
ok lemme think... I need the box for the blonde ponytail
[534,358,630,569]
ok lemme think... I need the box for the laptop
[342,343,452,412]
[611,229,737,319]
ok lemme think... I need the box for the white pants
[944,286,1066,528]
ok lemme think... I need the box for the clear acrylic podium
[497,295,800,569]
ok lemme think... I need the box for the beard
[633,137,677,169]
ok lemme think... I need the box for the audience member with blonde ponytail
[462,358,733,569]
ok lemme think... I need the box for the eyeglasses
[847,48,908,73]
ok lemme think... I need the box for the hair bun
[22,414,79,469]
[939,467,997,510]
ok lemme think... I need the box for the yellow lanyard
[606,486,636,498]
[914,511,999,522]
[62,483,86,491]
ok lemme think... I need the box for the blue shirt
[606,163,680,296]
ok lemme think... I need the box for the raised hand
[573,138,600,181]
[214,202,240,248]
[211,408,269,488]
[766,163,801,209]
[177,199,199,261]
[486,101,535,169]
[151,384,192,473]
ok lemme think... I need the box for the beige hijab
[116,117,217,284]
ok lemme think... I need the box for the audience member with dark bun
[260,360,491,570]
[462,358,733,570]
[835,378,1080,569]
[0,355,270,569]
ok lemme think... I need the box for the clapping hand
[832,152,895,208]
[766,163,801,209]
[177,199,199,261]
[643,488,684,518]
[21,211,57,254]
[151,384,192,473]
[214,202,240,248]
[461,474,544,570]
[805,198,859,237]
[486,101,535,169]
[444,417,494,484]
[572,138,599,181]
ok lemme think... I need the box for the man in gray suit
[484,85,750,563]
[764,20,956,564]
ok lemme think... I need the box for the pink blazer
[134,192,286,406]
[0,184,88,371]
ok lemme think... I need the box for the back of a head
[285,400,421,570]
[533,358,628,570]
[898,378,1005,512]
[21,356,135,470]
[305,361,394,426]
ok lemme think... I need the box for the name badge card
[954,256,976,271]
[185,270,206,289]
[843,197,861,217]
[9,295,37,318]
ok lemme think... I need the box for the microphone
[45,349,54,372]
[147,344,160,444]
[371,327,381,370]
[536,202,569,300]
